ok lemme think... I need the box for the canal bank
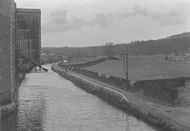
[52,64,190,131]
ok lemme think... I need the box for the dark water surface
[2,65,159,131]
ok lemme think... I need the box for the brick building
[0,0,41,107]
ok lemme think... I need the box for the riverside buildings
[0,0,41,110]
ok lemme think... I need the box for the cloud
[43,10,86,32]
[132,5,148,16]
[87,5,148,28]
[151,3,190,26]
[159,11,189,26]
[43,5,149,33]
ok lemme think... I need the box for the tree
[103,42,114,58]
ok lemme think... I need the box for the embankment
[52,65,190,131]
[70,67,190,106]
[58,57,106,68]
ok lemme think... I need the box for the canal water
[2,65,159,131]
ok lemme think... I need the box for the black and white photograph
[0,0,190,131]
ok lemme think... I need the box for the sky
[15,0,190,47]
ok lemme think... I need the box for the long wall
[59,57,106,68]
[133,78,188,105]
[70,67,189,105]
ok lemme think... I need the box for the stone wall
[73,68,130,91]
[69,67,189,105]
[132,78,187,105]
[59,57,106,68]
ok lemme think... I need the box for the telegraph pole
[123,44,129,81]
[126,44,128,81]
[123,52,126,73]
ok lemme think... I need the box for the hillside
[85,55,190,80]
[167,32,190,39]
[125,32,190,55]
[42,32,190,60]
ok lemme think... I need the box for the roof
[16,8,41,13]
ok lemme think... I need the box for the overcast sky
[15,0,190,47]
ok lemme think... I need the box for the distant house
[166,53,190,62]
[166,53,176,61]
[184,53,190,61]
[63,60,68,63]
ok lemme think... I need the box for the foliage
[41,32,190,62]
[103,42,114,58]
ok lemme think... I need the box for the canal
[2,65,159,131]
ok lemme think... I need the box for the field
[84,55,190,81]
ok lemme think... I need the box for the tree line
[42,32,190,59]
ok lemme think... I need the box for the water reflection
[17,86,46,131]
[1,112,17,131]
[1,65,159,131]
